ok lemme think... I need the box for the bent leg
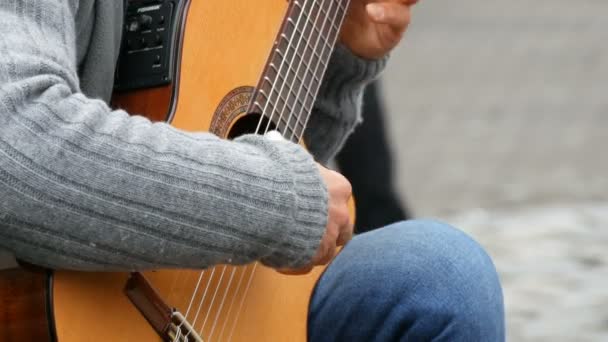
[308,220,505,341]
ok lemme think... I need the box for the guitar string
[225,1,347,340]
[254,0,309,135]
[284,0,347,142]
[169,1,310,340]
[167,271,186,340]
[174,2,315,340]
[290,0,350,142]
[172,0,215,331]
[205,264,238,341]
[178,267,216,341]
[169,271,186,342]
[196,265,228,337]
[264,0,319,140]
[260,0,313,137]
[215,266,247,341]
[185,2,315,340]
[172,1,312,336]
[262,0,347,142]
[178,2,317,341]
[226,262,258,342]
[199,264,239,341]
[176,271,205,336]
[179,271,205,328]
[195,2,332,341]
[171,1,347,340]
[273,0,328,140]
[173,270,205,342]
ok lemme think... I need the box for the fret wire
[270,62,322,89]
[253,99,299,138]
[295,0,351,142]
[287,0,343,140]
[257,0,311,135]
[274,0,337,137]
[260,90,306,126]
[258,87,306,130]
[310,5,342,48]
[264,1,341,88]
[277,33,328,73]
[289,0,345,33]
[256,94,298,138]
[263,2,312,109]
[264,0,318,136]
[263,67,309,112]
[289,0,348,141]
[277,0,327,139]
[254,0,349,137]
[278,38,324,77]
[268,61,320,106]
[285,15,334,54]
[318,1,347,30]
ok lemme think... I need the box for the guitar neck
[248,0,351,142]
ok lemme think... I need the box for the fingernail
[265,130,285,141]
[367,3,385,21]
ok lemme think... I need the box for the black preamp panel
[114,0,186,91]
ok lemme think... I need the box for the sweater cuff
[238,136,328,268]
[318,44,388,111]
[304,45,388,164]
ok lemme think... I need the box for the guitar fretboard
[248,0,351,142]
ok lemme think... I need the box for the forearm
[306,44,388,164]
[0,0,327,271]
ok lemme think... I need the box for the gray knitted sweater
[0,0,385,271]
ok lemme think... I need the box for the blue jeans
[308,220,505,341]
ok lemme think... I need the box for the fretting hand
[341,0,419,60]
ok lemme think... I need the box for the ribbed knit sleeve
[306,44,388,164]
[0,0,327,271]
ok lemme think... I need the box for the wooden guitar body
[0,0,351,340]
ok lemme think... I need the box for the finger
[336,222,354,246]
[316,244,337,265]
[276,266,314,275]
[366,2,411,33]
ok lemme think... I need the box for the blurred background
[373,0,607,340]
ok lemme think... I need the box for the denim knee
[349,220,503,337]
[309,220,505,341]
[376,220,505,338]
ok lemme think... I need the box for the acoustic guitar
[0,0,352,341]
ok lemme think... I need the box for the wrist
[322,44,389,96]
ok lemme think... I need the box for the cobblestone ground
[382,0,608,340]
[450,205,608,341]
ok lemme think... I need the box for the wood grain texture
[52,1,331,341]
[0,268,51,342]
[112,85,173,123]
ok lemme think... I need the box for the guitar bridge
[168,311,205,342]
[125,272,204,342]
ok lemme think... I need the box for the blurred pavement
[381,0,608,340]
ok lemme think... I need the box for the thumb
[366,2,411,35]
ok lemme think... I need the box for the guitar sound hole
[227,113,276,139]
